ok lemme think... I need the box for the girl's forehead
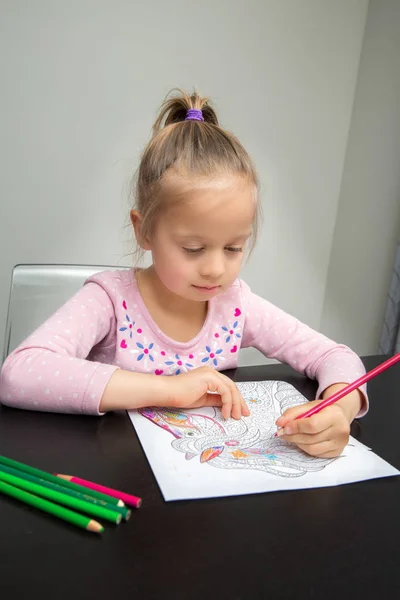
[161,172,256,225]
[162,170,254,196]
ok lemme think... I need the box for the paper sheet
[128,380,399,501]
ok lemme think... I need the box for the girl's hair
[133,89,260,256]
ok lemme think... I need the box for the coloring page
[129,381,399,501]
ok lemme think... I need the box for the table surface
[0,356,399,599]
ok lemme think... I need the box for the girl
[0,90,367,458]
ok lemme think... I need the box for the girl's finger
[280,426,335,446]
[241,394,250,417]
[218,373,246,419]
[276,402,314,427]
[317,447,346,458]
[208,375,233,420]
[229,380,249,419]
[296,440,336,457]
[277,407,336,437]
[230,379,244,420]
[202,393,223,407]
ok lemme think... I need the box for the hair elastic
[185,108,204,122]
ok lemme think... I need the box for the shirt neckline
[131,270,215,350]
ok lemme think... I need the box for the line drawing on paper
[139,381,338,478]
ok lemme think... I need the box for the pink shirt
[0,269,367,415]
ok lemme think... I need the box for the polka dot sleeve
[0,282,119,415]
[239,280,368,416]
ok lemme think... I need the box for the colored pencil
[0,479,103,534]
[275,353,400,435]
[0,470,122,524]
[55,474,142,509]
[0,464,130,521]
[0,455,124,507]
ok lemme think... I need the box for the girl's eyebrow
[175,231,252,242]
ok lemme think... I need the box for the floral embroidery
[135,342,154,362]
[221,320,242,343]
[200,343,224,367]
[165,354,193,375]
[119,311,135,339]
[130,337,156,367]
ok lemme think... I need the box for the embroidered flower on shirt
[119,303,135,339]
[221,320,242,343]
[164,354,193,375]
[199,343,224,367]
[129,337,156,367]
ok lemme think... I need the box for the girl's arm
[99,367,248,419]
[0,281,119,414]
[0,279,248,418]
[239,280,368,416]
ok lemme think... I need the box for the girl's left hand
[275,401,351,458]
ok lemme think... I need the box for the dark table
[0,356,399,599]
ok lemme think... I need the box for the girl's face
[145,174,256,302]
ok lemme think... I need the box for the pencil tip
[88,520,104,533]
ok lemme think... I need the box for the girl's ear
[130,210,152,250]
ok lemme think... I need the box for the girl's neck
[135,267,208,342]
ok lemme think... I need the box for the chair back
[2,264,126,362]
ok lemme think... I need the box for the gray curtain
[379,242,400,355]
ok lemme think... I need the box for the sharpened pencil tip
[88,520,104,533]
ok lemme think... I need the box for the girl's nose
[199,252,225,280]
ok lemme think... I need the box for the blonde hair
[133,89,260,257]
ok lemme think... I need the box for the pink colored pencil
[55,474,142,508]
[275,352,400,435]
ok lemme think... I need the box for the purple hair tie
[185,108,204,122]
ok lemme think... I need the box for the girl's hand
[162,367,250,420]
[275,387,362,458]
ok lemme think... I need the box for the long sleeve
[239,280,368,416]
[0,281,119,415]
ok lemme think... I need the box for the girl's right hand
[162,367,250,420]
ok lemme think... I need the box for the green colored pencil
[0,455,124,506]
[0,464,131,521]
[0,479,104,534]
[0,470,122,524]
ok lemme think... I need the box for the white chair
[2,264,128,363]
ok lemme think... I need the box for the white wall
[321,0,400,355]
[0,1,369,366]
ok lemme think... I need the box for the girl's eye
[183,247,204,254]
[183,247,243,254]
[225,247,243,253]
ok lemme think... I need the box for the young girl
[0,90,367,458]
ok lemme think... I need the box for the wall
[0,1,368,366]
[321,0,400,355]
